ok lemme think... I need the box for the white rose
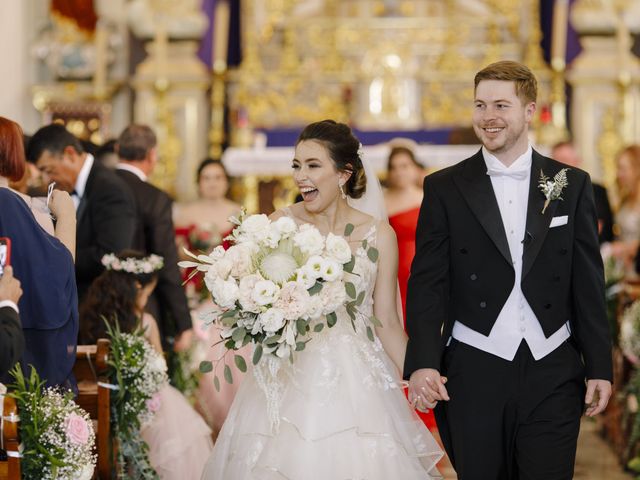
[304,255,325,279]
[274,281,312,320]
[213,257,233,280]
[293,224,325,256]
[238,274,263,313]
[225,244,254,277]
[251,280,280,306]
[303,295,324,320]
[325,233,352,264]
[321,258,343,282]
[262,226,282,249]
[273,216,298,238]
[238,214,271,243]
[320,281,347,314]
[259,308,286,333]
[211,277,240,309]
[295,265,317,290]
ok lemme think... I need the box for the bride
[201,120,442,479]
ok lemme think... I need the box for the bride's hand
[408,368,449,411]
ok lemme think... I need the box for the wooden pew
[0,395,20,480]
[74,339,112,480]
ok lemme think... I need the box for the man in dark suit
[552,141,614,244]
[115,125,193,351]
[27,124,136,300]
[0,266,24,374]
[405,61,612,479]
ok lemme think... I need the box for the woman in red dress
[384,144,437,430]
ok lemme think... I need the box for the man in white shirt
[27,124,136,299]
[405,61,612,479]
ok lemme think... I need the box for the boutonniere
[538,168,569,214]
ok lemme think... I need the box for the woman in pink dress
[384,144,437,431]
[173,158,247,440]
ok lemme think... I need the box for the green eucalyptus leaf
[296,318,308,336]
[265,335,281,346]
[308,281,323,296]
[232,328,246,343]
[295,341,307,351]
[313,323,325,333]
[367,247,379,262]
[253,344,263,365]
[344,223,355,236]
[224,364,233,384]
[213,375,221,392]
[366,326,375,342]
[370,315,383,328]
[362,239,368,249]
[199,360,213,373]
[234,354,247,373]
[343,255,356,273]
[356,290,366,306]
[327,311,338,327]
[345,282,357,299]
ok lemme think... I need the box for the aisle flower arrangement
[9,365,96,480]
[105,320,167,479]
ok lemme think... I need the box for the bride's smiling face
[293,140,349,213]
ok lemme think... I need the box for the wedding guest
[0,266,24,375]
[608,145,640,275]
[80,250,213,479]
[173,158,245,437]
[27,123,136,301]
[383,144,437,433]
[0,116,78,387]
[551,141,614,244]
[115,124,192,351]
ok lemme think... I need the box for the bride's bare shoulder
[270,202,304,221]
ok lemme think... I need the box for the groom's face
[472,80,535,159]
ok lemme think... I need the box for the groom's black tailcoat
[404,149,613,477]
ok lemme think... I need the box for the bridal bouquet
[180,212,379,388]
[105,321,167,479]
[9,365,96,480]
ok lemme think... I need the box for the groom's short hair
[474,61,537,105]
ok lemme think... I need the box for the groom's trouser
[435,338,585,480]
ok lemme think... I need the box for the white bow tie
[486,166,529,181]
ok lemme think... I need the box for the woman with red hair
[0,116,79,388]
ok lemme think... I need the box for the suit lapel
[453,150,512,266]
[522,150,561,278]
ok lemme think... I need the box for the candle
[551,0,569,71]
[213,0,230,74]
[93,21,107,97]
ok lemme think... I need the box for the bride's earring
[338,180,347,199]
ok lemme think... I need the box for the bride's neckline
[281,206,376,245]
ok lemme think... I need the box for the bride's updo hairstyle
[297,120,367,199]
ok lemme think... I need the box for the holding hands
[408,368,449,412]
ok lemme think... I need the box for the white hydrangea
[273,216,298,238]
[293,224,325,256]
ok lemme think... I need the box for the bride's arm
[372,222,407,374]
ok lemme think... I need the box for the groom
[405,61,612,479]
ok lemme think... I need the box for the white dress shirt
[0,300,18,313]
[72,154,94,210]
[452,146,570,361]
[116,162,148,182]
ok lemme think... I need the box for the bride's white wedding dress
[201,222,443,479]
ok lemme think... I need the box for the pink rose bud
[146,393,162,413]
[65,413,90,445]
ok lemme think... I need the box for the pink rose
[65,413,90,445]
[146,392,162,413]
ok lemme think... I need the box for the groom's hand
[408,368,449,411]
[584,379,612,417]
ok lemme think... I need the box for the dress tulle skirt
[142,384,214,479]
[201,321,443,479]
